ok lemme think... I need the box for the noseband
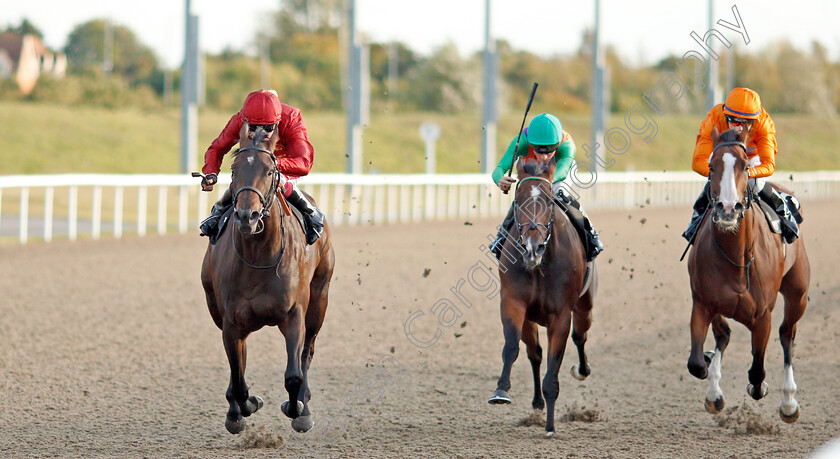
[232,145,281,233]
[708,140,755,221]
[513,177,555,249]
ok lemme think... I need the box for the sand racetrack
[1,201,839,458]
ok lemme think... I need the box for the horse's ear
[737,127,749,145]
[710,125,720,145]
[239,121,250,144]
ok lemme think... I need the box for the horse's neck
[711,208,756,260]
[235,203,285,258]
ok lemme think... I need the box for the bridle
[512,176,555,251]
[707,139,756,291]
[708,140,756,222]
[231,145,281,235]
[230,144,286,270]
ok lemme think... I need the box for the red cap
[242,90,282,124]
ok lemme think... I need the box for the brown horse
[687,127,809,423]
[487,155,598,436]
[200,123,335,434]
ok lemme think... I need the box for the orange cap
[242,90,282,124]
[723,87,761,119]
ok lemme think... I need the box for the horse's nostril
[714,202,724,211]
[734,203,744,212]
[250,211,261,222]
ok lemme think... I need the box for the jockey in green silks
[489,113,604,262]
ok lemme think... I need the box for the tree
[64,19,161,91]
[5,18,44,38]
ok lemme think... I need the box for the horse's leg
[704,315,731,413]
[300,251,332,412]
[778,254,809,423]
[570,287,594,381]
[543,306,573,436]
[280,306,312,432]
[488,297,527,405]
[746,312,772,400]
[687,301,712,379]
[222,323,263,434]
[520,320,544,411]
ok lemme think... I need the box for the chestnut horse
[687,127,809,423]
[487,155,598,436]
[200,124,335,434]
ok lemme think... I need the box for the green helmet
[527,113,562,153]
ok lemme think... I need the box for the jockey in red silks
[198,89,325,244]
[682,87,801,244]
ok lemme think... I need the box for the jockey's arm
[276,111,314,178]
[691,111,717,177]
[749,117,778,178]
[553,136,575,183]
[202,113,243,176]
[491,135,521,186]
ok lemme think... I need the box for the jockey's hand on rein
[201,173,218,192]
[498,176,517,192]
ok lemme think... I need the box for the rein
[709,222,755,292]
[230,144,286,270]
[707,139,758,291]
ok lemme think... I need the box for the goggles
[249,123,277,133]
[725,115,754,127]
[531,143,560,154]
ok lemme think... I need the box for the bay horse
[686,127,809,423]
[200,123,335,434]
[487,154,598,436]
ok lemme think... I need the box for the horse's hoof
[225,416,246,434]
[780,405,800,424]
[281,400,305,418]
[243,395,264,417]
[703,350,715,365]
[291,415,315,433]
[488,390,511,404]
[704,396,725,414]
[545,430,554,438]
[571,364,589,381]
[747,382,769,400]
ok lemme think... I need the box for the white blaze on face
[719,152,739,209]
[530,186,540,199]
[247,156,255,165]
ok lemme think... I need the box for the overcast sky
[3,0,839,69]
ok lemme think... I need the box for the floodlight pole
[180,0,199,174]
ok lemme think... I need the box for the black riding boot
[558,192,603,261]
[489,204,515,259]
[199,188,233,237]
[758,183,800,244]
[682,182,711,243]
[285,184,325,245]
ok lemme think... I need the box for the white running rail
[1,171,839,244]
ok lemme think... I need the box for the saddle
[757,200,783,235]
[207,197,308,246]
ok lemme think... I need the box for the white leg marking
[780,364,799,416]
[705,349,724,404]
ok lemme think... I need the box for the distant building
[0,32,66,95]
